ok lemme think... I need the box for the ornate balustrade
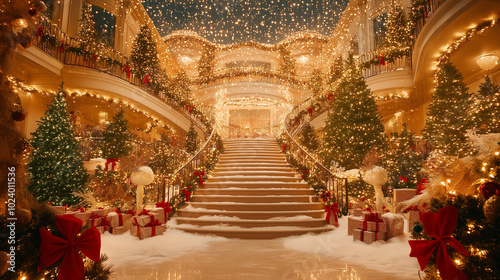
[412,0,448,47]
[358,49,411,79]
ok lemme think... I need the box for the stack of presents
[348,188,421,244]
[54,201,172,240]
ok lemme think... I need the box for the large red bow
[156,200,173,221]
[399,176,408,183]
[105,158,118,171]
[409,206,469,280]
[122,64,131,78]
[321,191,331,202]
[325,203,339,225]
[182,187,192,202]
[58,40,64,53]
[194,171,205,187]
[39,215,101,280]
[377,53,385,66]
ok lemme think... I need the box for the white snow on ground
[280,216,420,279]
[100,228,228,268]
[267,215,316,220]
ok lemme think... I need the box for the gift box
[96,225,110,234]
[107,212,133,227]
[393,189,416,204]
[52,206,67,214]
[130,224,166,240]
[111,226,128,235]
[407,210,421,232]
[353,209,363,217]
[131,212,161,227]
[367,220,387,232]
[362,211,382,221]
[65,212,90,226]
[363,230,386,244]
[347,216,365,235]
[382,213,405,238]
[89,217,102,227]
[148,208,167,224]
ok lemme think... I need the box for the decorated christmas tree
[172,71,192,98]
[149,134,177,199]
[101,109,133,160]
[299,122,320,152]
[76,2,98,52]
[423,62,473,157]
[320,55,387,169]
[383,1,412,50]
[309,68,323,98]
[326,56,343,93]
[27,87,88,206]
[279,47,295,76]
[469,76,500,134]
[385,123,422,189]
[130,25,161,85]
[198,44,215,84]
[185,123,198,154]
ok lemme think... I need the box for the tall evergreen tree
[383,2,412,50]
[320,55,387,169]
[385,124,423,189]
[172,71,191,98]
[185,123,198,154]
[198,44,215,84]
[279,47,295,76]
[130,25,161,83]
[424,62,473,157]
[102,109,133,159]
[77,2,98,52]
[309,68,323,98]
[299,122,320,152]
[148,134,178,200]
[27,88,88,205]
[469,76,500,134]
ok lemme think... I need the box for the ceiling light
[476,53,498,70]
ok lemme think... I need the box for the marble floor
[111,239,412,280]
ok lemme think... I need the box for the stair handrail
[163,119,220,208]
[282,121,349,215]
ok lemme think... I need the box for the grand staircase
[173,138,332,239]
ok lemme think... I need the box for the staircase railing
[282,118,349,215]
[163,120,220,209]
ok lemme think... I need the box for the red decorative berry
[12,110,26,121]
[28,7,38,16]
[479,182,500,200]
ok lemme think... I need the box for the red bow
[182,188,192,202]
[322,191,331,202]
[377,54,385,66]
[39,215,101,280]
[194,171,205,187]
[92,54,98,61]
[417,177,428,195]
[36,25,43,38]
[124,209,136,215]
[301,170,309,179]
[58,40,64,53]
[409,206,470,280]
[294,116,300,125]
[325,203,339,225]
[105,158,118,171]
[399,176,408,183]
[307,107,313,116]
[327,93,335,101]
[155,200,173,221]
[122,64,131,78]
[143,74,150,85]
[188,105,194,113]
[281,144,286,152]
[146,219,162,236]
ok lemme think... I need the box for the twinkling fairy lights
[142,0,349,45]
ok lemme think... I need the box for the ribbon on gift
[133,217,141,238]
[125,209,136,216]
[363,208,383,231]
[182,187,192,202]
[90,213,101,227]
[138,209,154,223]
[399,176,408,183]
[105,158,118,171]
[146,219,162,237]
[194,171,205,187]
[36,25,43,38]
[101,216,110,232]
[360,230,365,242]
[122,64,131,78]
[409,206,470,280]
[39,215,101,280]
[155,200,173,221]
[143,74,151,85]
[307,107,313,116]
[324,203,340,225]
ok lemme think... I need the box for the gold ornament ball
[0,251,9,276]
[483,195,500,224]
[15,208,32,225]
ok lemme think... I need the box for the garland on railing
[359,47,410,69]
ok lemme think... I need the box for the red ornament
[39,215,101,280]
[479,182,500,200]
[12,110,26,121]
[409,206,470,280]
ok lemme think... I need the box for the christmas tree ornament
[11,109,26,121]
[479,182,500,200]
[0,251,9,276]
[413,224,423,233]
[409,206,470,280]
[483,195,500,224]
[15,208,32,225]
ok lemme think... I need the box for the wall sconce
[476,53,498,70]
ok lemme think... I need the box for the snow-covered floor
[101,216,420,280]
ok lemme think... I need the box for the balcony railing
[412,0,448,47]
[358,50,411,79]
[34,18,212,134]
